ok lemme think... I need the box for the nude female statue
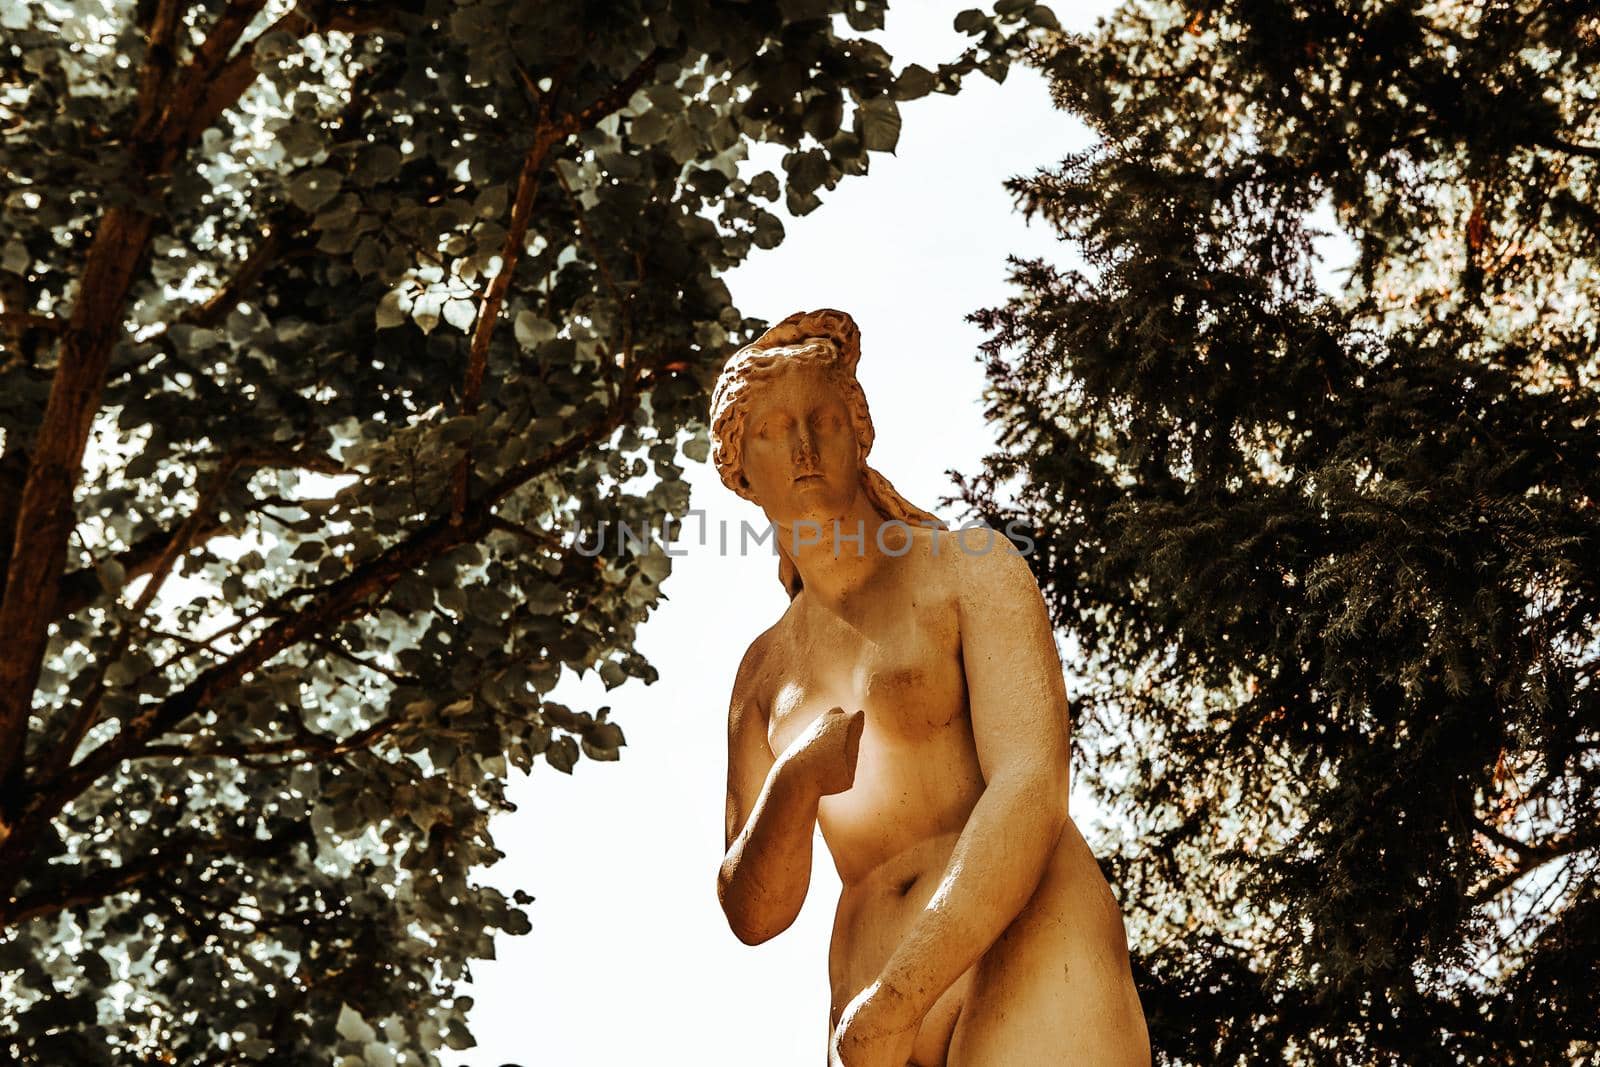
[710,309,1151,1066]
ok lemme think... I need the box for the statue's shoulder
[731,621,784,706]
[941,524,1036,604]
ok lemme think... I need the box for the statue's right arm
[717,638,820,946]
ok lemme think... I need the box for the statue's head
[709,309,942,598]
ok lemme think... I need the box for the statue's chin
[764,496,854,532]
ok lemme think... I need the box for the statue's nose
[792,426,818,468]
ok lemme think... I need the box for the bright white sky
[456,4,1123,1064]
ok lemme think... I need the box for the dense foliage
[0,1,1046,1061]
[962,1,1599,1063]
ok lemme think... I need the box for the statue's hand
[829,980,920,1067]
[786,706,864,797]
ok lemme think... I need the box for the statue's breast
[766,677,817,757]
[765,613,966,759]
[852,634,966,741]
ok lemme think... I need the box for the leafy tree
[0,1,1047,1061]
[961,1,1600,1063]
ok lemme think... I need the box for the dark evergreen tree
[960,1,1600,1063]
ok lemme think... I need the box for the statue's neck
[769,488,893,607]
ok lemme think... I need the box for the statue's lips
[793,474,825,485]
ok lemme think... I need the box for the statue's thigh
[945,905,1150,1067]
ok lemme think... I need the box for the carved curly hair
[708,309,943,599]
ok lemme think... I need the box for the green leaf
[752,211,784,250]
[590,721,626,749]
[786,187,823,216]
[844,2,887,30]
[105,650,153,688]
[893,64,936,102]
[443,298,476,332]
[336,1004,376,1044]
[288,168,342,213]
[514,311,558,347]
[545,735,577,773]
[375,289,407,329]
[784,149,832,195]
[953,8,987,33]
[97,559,126,595]
[802,92,844,139]
[1025,4,1061,30]
[1,239,28,274]
[857,97,902,153]
[749,172,780,200]
[629,110,670,145]
[355,144,402,184]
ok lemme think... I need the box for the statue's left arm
[848,535,1073,1042]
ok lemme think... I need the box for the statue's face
[739,361,860,524]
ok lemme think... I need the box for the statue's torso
[764,537,982,883]
[761,532,981,1049]
[752,527,1147,1063]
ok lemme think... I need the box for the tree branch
[237,446,350,477]
[52,445,346,622]
[27,381,636,827]
[313,636,412,685]
[0,313,64,336]
[0,440,28,602]
[0,0,370,798]
[1472,814,1536,859]
[0,205,161,789]
[137,711,407,767]
[0,824,307,927]
[178,218,310,329]
[488,516,562,553]
[43,454,244,780]
[447,46,668,522]
[450,125,565,522]
[130,0,187,141]
[572,49,671,129]
[54,515,227,620]
[1537,134,1600,162]
[192,2,405,146]
[1470,821,1600,904]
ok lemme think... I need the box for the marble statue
[710,310,1152,1066]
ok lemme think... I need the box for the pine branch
[1470,822,1599,904]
